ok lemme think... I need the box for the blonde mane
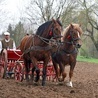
[61,23,83,41]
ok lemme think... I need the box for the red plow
[0,49,56,82]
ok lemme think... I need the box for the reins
[21,34,62,55]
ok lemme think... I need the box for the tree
[18,0,98,57]
[7,24,14,38]
[79,0,98,53]
[25,0,69,24]
[13,22,25,47]
[0,0,8,29]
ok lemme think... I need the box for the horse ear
[51,17,54,20]
[56,17,60,21]
[79,24,81,27]
[52,18,56,24]
[56,17,63,27]
[70,24,74,28]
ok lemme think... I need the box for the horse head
[62,23,83,48]
[49,18,62,42]
[36,18,62,43]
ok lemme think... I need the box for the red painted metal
[7,49,22,61]
[0,49,56,82]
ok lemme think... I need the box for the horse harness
[23,34,60,54]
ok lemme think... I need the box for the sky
[0,0,31,34]
[0,0,96,35]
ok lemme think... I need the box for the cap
[4,32,10,36]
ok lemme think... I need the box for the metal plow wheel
[14,61,24,82]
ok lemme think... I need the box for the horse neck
[61,39,76,53]
[33,35,50,47]
[65,43,75,50]
[36,24,53,46]
[39,22,52,38]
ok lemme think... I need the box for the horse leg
[35,65,40,82]
[52,60,60,81]
[66,63,76,87]
[31,60,40,83]
[42,61,48,86]
[32,66,40,83]
[31,66,35,80]
[28,60,33,81]
[61,67,67,82]
[58,63,66,82]
[24,60,30,82]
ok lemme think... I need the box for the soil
[0,62,98,98]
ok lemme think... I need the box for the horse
[20,18,62,86]
[51,23,83,87]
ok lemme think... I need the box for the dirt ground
[0,62,98,98]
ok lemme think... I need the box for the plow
[0,49,56,82]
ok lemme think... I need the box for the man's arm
[13,41,16,50]
[0,41,2,52]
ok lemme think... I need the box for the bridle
[61,29,81,54]
[48,23,62,39]
[36,22,62,46]
[66,29,81,46]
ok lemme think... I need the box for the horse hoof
[66,81,73,87]
[33,82,39,86]
[70,90,75,93]
[42,81,46,86]
[35,77,39,82]
[26,79,29,82]
[42,83,45,86]
[58,82,64,85]
[58,78,64,82]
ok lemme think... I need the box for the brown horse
[52,23,83,87]
[20,18,62,86]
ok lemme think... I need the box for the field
[0,62,98,98]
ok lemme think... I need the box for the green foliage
[5,0,98,59]
[13,22,25,47]
[7,22,26,48]
[7,24,14,38]
[77,56,98,64]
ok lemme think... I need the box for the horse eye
[73,35,76,38]
[55,28,58,30]
[54,28,58,32]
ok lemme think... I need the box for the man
[0,31,16,78]
[0,31,16,51]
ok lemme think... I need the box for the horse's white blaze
[77,32,80,38]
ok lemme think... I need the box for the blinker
[49,31,53,36]
[67,35,71,39]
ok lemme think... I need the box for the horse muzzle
[76,43,81,48]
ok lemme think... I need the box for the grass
[77,56,98,64]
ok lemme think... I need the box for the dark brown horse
[52,23,83,87]
[20,18,62,86]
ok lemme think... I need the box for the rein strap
[24,46,52,54]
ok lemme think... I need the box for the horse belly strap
[32,46,52,51]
